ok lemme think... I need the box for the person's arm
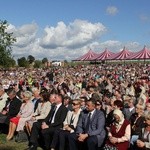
[87,111,105,136]
[144,141,150,149]
[21,103,34,118]
[137,140,150,149]
[8,99,22,116]
[63,111,71,126]
[35,102,51,120]
[117,124,131,143]
[76,112,84,134]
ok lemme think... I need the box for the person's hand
[63,124,69,130]
[109,136,118,144]
[65,126,72,132]
[137,140,145,148]
[78,133,88,142]
[41,122,49,129]
[2,110,7,115]
[31,116,36,121]
[16,114,21,118]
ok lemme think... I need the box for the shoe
[6,136,13,141]
[28,145,37,150]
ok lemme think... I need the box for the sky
[0,0,150,61]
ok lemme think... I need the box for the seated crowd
[0,64,150,150]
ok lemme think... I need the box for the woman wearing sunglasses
[50,99,82,150]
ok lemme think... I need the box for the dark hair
[91,93,101,101]
[80,96,88,102]
[7,88,16,95]
[40,91,50,102]
[64,96,71,101]
[114,100,123,109]
[56,93,64,102]
[87,98,97,105]
[102,89,112,98]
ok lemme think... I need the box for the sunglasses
[72,103,79,106]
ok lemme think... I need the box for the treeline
[0,20,50,68]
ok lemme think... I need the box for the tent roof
[107,47,134,60]
[92,48,115,60]
[73,49,98,61]
[126,46,150,60]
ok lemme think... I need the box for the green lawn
[0,134,42,150]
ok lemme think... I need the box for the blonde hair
[136,104,145,110]
[73,99,81,106]
[23,91,32,100]
[145,112,150,121]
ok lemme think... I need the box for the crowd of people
[0,63,150,150]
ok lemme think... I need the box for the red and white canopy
[107,47,134,60]
[92,48,115,60]
[126,46,150,60]
[73,49,98,61]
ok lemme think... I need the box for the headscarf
[113,109,124,124]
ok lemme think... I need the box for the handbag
[103,144,118,150]
[15,131,28,142]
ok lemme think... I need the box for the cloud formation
[39,20,106,49]
[9,20,144,61]
[106,6,118,16]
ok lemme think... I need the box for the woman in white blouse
[50,99,82,150]
[25,91,51,135]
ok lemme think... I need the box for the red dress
[10,117,20,125]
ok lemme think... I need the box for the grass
[0,134,42,150]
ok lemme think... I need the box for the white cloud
[9,23,38,48]
[106,6,118,16]
[11,20,107,60]
[39,19,106,49]
[10,20,145,61]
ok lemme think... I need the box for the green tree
[42,57,48,64]
[34,60,42,68]
[0,20,16,67]
[27,55,35,64]
[17,57,29,67]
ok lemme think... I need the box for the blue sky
[0,0,150,60]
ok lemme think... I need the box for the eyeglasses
[72,103,79,106]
